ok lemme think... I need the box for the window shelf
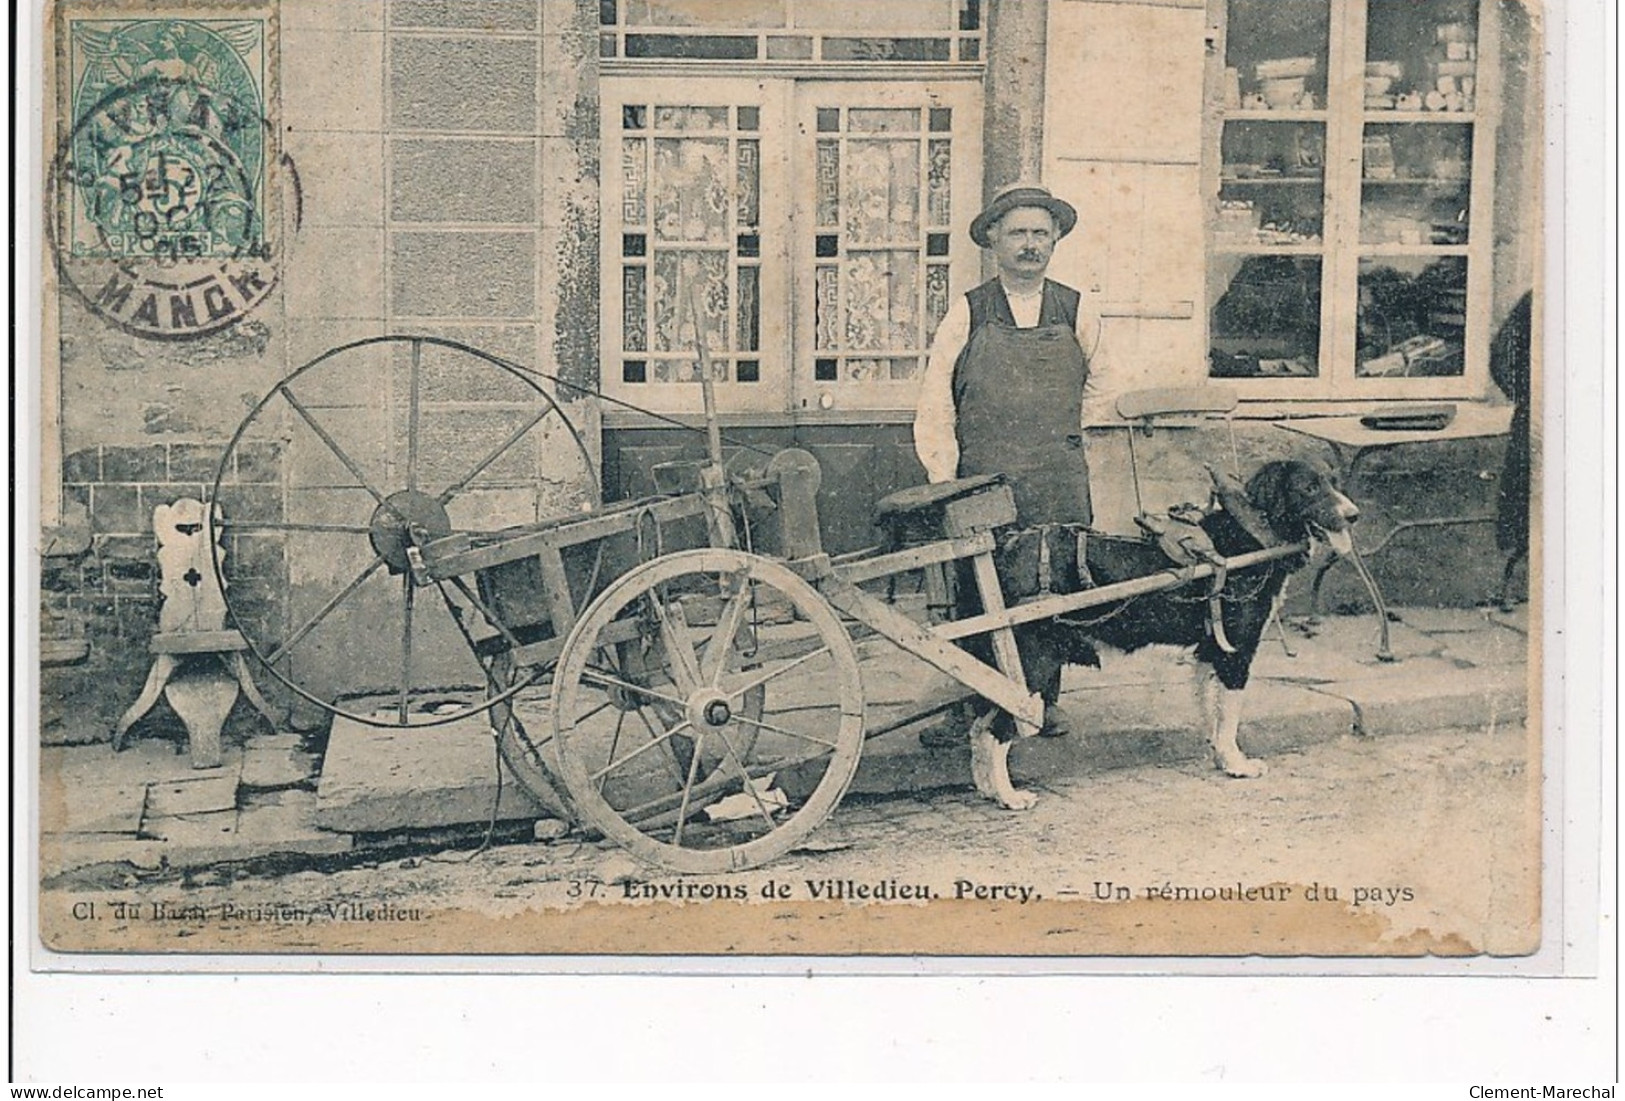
[1223,109,1329,123]
[1214,244,1325,256]
[1363,110,1478,123]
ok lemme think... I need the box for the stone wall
[41,0,604,744]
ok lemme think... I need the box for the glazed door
[601,78,793,416]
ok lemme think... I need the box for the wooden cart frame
[212,336,1307,873]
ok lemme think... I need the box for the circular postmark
[49,20,280,340]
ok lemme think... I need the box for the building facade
[41,0,1539,740]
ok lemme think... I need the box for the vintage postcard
[33,0,1551,962]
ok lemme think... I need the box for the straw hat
[969,183,1078,247]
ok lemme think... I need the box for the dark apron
[953,317,1093,526]
[949,288,1093,733]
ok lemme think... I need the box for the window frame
[1203,0,1503,402]
[599,75,983,422]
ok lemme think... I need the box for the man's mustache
[1017,250,1043,261]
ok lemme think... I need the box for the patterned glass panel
[653,105,730,130]
[736,140,760,227]
[794,0,956,31]
[623,266,647,351]
[844,251,919,351]
[848,108,920,133]
[652,138,729,242]
[927,139,952,227]
[845,140,920,243]
[738,265,759,352]
[621,137,647,223]
[627,0,787,26]
[926,263,950,338]
[814,265,839,351]
[816,141,840,227]
[652,250,730,353]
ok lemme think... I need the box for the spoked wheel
[552,549,865,874]
[210,335,596,729]
[488,647,573,822]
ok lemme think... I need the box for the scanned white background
[10,0,1616,1083]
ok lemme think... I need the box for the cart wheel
[488,648,575,823]
[552,549,864,874]
[210,335,596,729]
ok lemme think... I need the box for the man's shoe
[1038,705,1073,738]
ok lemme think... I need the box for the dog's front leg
[1199,669,1266,779]
[969,713,1039,811]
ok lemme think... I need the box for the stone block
[286,130,385,229]
[390,0,538,31]
[390,139,538,224]
[101,445,170,483]
[167,443,227,483]
[391,232,537,319]
[39,779,147,834]
[315,714,546,833]
[225,533,287,580]
[282,0,384,32]
[1392,606,1502,634]
[241,734,316,790]
[284,227,386,321]
[144,774,240,818]
[282,29,383,133]
[389,38,538,133]
[40,836,168,879]
[90,485,146,534]
[234,790,352,855]
[62,447,102,484]
[140,808,238,845]
[1436,627,1535,669]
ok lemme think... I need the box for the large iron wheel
[210,335,596,729]
[551,549,865,874]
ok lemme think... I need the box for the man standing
[913,182,1106,748]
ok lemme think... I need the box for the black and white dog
[971,459,1360,810]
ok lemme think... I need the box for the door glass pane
[811,100,944,384]
[1356,256,1467,377]
[793,0,955,31]
[1208,257,1322,378]
[845,141,920,243]
[618,100,762,386]
[652,138,728,242]
[1359,123,1472,245]
[626,0,787,26]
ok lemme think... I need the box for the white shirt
[913,281,1109,484]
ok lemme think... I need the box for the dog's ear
[1244,461,1295,529]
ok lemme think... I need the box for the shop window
[1209,0,1499,398]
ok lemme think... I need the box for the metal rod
[279,385,389,506]
[407,338,422,493]
[1126,424,1145,517]
[398,574,415,724]
[265,555,386,665]
[435,405,555,505]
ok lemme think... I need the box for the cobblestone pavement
[40,719,1537,957]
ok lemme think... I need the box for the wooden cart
[212,336,1307,873]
